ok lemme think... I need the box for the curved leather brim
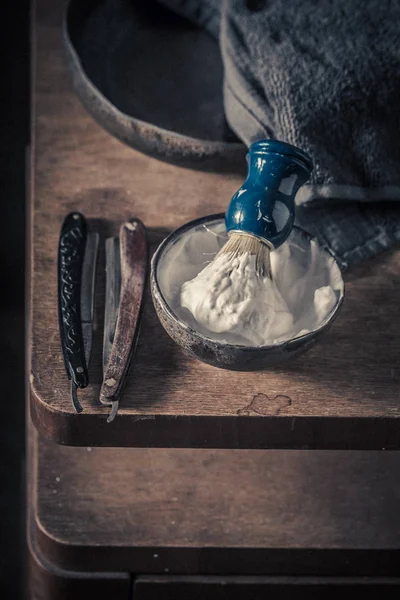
[63,0,245,171]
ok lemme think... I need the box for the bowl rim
[151,213,345,352]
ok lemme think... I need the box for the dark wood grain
[30,404,400,576]
[29,0,400,449]
[133,575,400,600]
[28,530,131,600]
[27,391,131,599]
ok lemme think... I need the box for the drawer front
[134,575,400,600]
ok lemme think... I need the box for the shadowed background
[0,1,29,598]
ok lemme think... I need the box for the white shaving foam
[157,219,343,346]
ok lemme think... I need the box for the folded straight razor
[58,213,147,419]
[100,219,147,422]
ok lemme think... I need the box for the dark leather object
[63,0,245,171]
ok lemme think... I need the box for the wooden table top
[30,410,400,576]
[29,0,400,449]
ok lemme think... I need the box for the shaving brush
[217,139,313,277]
[179,139,313,341]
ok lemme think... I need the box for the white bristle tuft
[216,232,272,278]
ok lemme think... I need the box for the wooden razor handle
[100,219,147,405]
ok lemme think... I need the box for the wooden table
[29,0,400,451]
[27,409,400,599]
[28,1,400,597]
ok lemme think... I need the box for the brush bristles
[216,232,272,278]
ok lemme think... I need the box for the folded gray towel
[159,0,400,268]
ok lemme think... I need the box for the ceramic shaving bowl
[150,214,345,371]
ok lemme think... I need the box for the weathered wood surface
[29,0,400,448]
[28,398,400,592]
[27,412,131,600]
[28,533,131,600]
[133,575,400,600]
[31,412,400,576]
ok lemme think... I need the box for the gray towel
[158,0,400,268]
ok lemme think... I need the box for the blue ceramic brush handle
[225,139,313,249]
